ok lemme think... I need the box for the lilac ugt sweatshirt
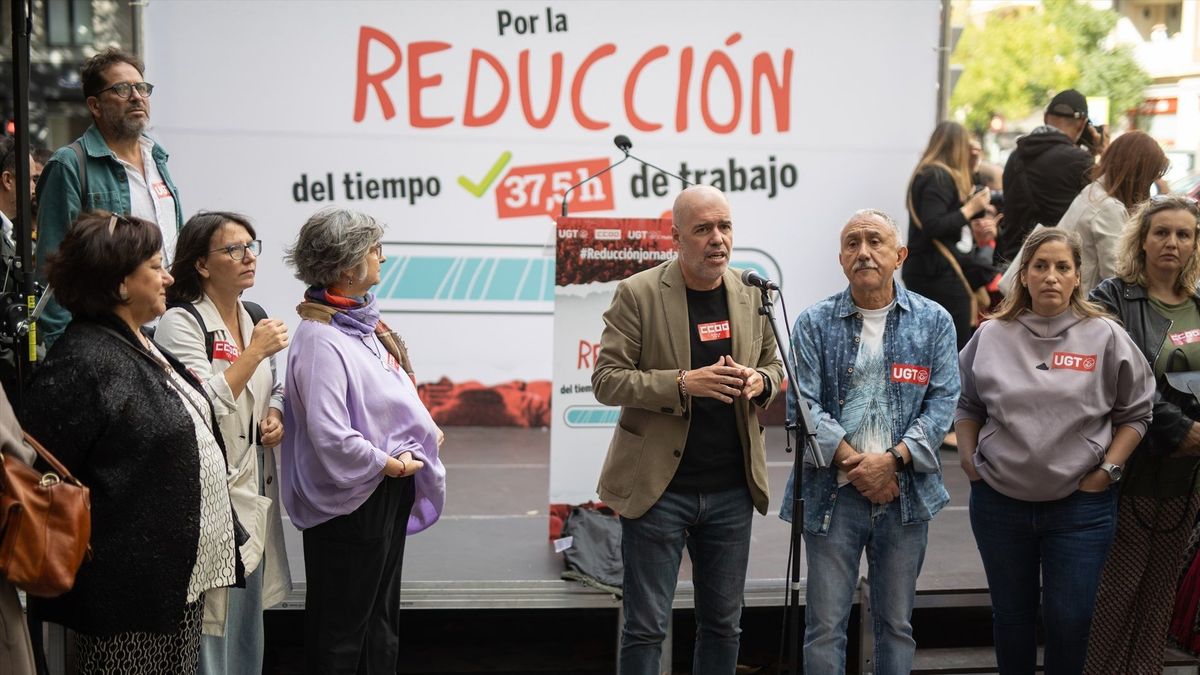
[956,309,1154,501]
[282,318,446,532]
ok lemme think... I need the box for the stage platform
[276,426,989,612]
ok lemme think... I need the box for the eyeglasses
[95,82,154,100]
[209,240,261,261]
[370,243,384,258]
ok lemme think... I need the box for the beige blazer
[592,260,784,518]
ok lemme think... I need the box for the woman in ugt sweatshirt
[955,227,1154,675]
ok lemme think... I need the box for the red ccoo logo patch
[1051,352,1096,371]
[213,340,240,363]
[891,363,930,385]
[697,320,731,342]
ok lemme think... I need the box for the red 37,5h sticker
[697,320,731,342]
[891,363,930,385]
[1052,352,1096,371]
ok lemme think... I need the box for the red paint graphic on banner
[891,364,930,385]
[1051,352,1096,371]
[495,158,615,218]
[213,340,240,363]
[152,182,171,198]
[1170,329,1200,347]
[697,320,731,342]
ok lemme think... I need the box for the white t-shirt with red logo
[116,137,177,263]
[838,302,895,486]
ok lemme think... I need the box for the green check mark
[458,151,512,197]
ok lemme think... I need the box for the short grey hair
[284,207,386,288]
[849,208,904,244]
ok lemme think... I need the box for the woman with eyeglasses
[281,207,445,674]
[21,212,242,674]
[1085,195,1200,673]
[154,212,291,675]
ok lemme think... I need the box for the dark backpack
[166,300,268,362]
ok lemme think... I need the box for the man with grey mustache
[779,209,960,674]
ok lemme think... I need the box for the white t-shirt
[837,301,895,486]
[116,137,177,263]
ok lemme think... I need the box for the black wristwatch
[886,446,906,471]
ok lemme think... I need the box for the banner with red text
[144,0,939,433]
[550,216,675,506]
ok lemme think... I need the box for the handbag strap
[906,188,980,326]
[19,431,84,487]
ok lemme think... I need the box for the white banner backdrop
[144,0,940,502]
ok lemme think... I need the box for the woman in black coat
[22,213,243,675]
[902,121,992,349]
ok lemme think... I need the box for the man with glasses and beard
[35,48,183,345]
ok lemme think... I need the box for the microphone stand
[8,0,34,416]
[561,135,691,217]
[756,284,822,675]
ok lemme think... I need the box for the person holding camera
[902,120,991,349]
[996,89,1099,267]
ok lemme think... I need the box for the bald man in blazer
[592,185,784,674]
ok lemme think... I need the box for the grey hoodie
[956,309,1154,501]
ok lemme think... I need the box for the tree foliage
[951,0,1149,133]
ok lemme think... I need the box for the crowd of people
[0,49,446,675]
[0,43,1198,675]
[594,89,1200,675]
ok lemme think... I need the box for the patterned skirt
[1084,492,1200,675]
[76,600,203,675]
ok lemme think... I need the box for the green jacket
[34,125,183,344]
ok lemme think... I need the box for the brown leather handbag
[0,433,91,597]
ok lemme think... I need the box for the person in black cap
[995,89,1100,267]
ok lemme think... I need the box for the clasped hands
[840,446,901,505]
[684,355,764,404]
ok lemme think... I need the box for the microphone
[560,134,692,217]
[560,136,632,218]
[741,269,780,291]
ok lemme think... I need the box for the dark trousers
[302,476,416,675]
[970,479,1117,675]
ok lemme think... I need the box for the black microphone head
[741,268,779,290]
[740,269,757,286]
[614,134,632,152]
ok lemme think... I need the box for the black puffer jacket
[997,126,1093,265]
[1089,277,1200,456]
[22,314,243,635]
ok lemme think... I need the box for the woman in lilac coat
[281,207,445,675]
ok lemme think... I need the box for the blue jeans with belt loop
[803,484,930,675]
[618,485,753,675]
[969,479,1118,675]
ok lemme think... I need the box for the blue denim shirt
[780,284,958,533]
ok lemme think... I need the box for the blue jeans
[199,563,264,675]
[969,479,1117,675]
[619,486,753,675]
[803,484,929,675]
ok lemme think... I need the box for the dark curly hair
[47,212,162,319]
[81,48,144,98]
